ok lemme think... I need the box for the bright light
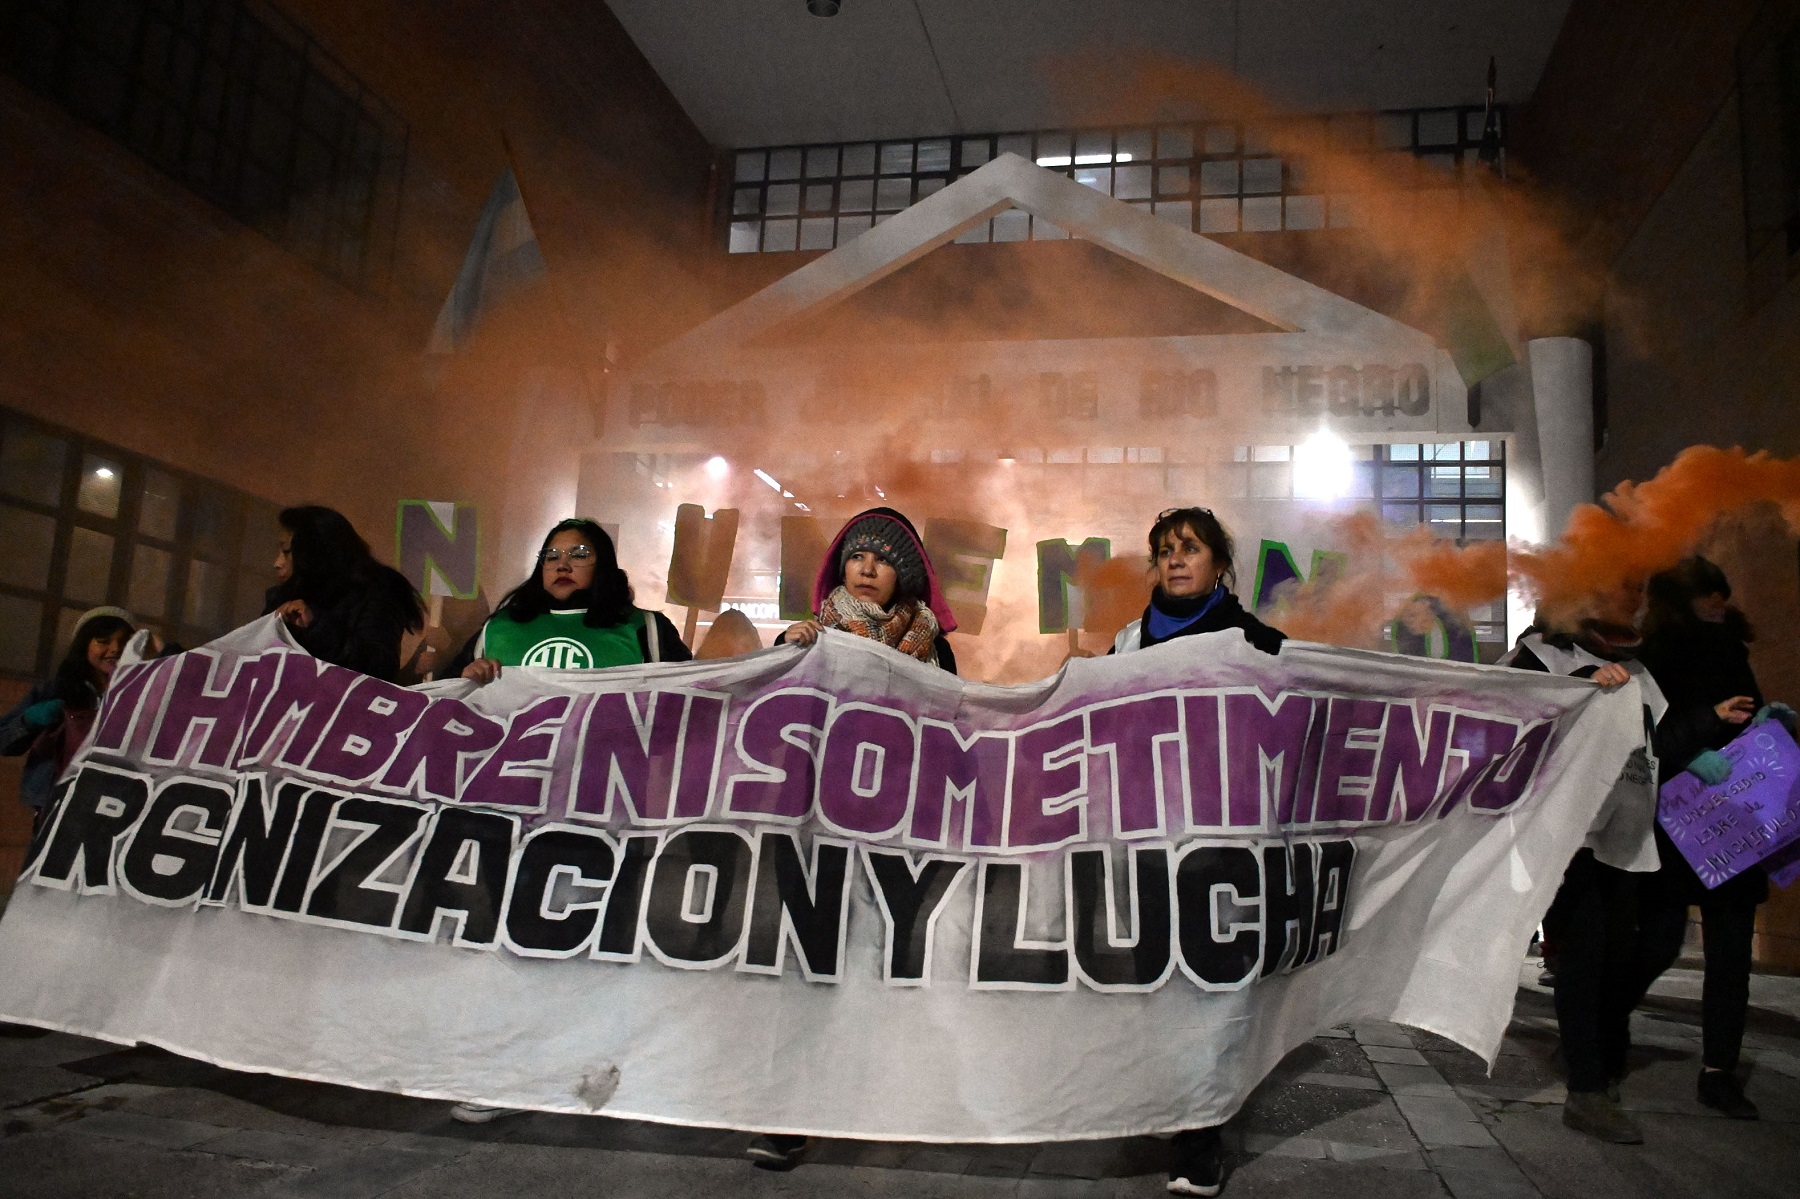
[1116,152,1133,162]
[1035,155,1072,167]
[94,467,114,479]
[753,468,783,493]
[704,455,729,480]
[1292,428,1353,501]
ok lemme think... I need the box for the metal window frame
[723,106,1505,254]
[0,405,283,679]
[1,0,409,291]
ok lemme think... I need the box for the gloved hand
[1752,702,1798,735]
[1686,748,1732,786]
[21,698,63,731]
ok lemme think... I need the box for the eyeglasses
[541,546,595,565]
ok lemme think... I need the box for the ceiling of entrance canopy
[752,239,1285,347]
[603,0,1573,149]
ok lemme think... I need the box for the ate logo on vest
[522,638,594,670]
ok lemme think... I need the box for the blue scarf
[1146,584,1225,641]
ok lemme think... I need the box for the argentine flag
[426,168,548,354]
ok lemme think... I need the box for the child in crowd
[0,607,136,835]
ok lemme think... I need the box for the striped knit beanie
[838,516,926,600]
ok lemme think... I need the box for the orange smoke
[1264,446,1800,649]
[1076,555,1154,646]
[1517,446,1800,625]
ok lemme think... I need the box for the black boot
[1697,1070,1758,1119]
[745,1133,811,1170]
[1168,1126,1224,1196]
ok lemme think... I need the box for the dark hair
[52,614,133,709]
[1147,507,1237,591]
[267,505,424,633]
[1643,555,1753,643]
[496,519,634,627]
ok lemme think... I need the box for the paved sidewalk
[2,968,1796,1198]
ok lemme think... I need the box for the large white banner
[0,617,1643,1142]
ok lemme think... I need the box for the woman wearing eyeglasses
[453,518,691,684]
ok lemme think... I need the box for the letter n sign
[397,501,480,599]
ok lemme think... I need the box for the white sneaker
[451,1102,523,1124]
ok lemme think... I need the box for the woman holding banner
[1114,506,1282,1197]
[743,508,956,1169]
[777,507,958,674]
[265,506,424,683]
[453,518,691,685]
[1500,607,1657,1145]
[1112,507,1284,660]
[1631,556,1785,1121]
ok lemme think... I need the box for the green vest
[480,609,647,670]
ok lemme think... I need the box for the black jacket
[1639,621,1763,786]
[1122,588,1286,656]
[1638,618,1768,906]
[265,566,420,683]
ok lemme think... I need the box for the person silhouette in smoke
[264,506,424,683]
[1112,507,1282,1197]
[1501,596,1660,1144]
[1629,556,1787,1121]
[777,506,958,674]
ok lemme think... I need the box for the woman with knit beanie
[778,506,958,674]
[748,508,953,1171]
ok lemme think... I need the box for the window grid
[0,0,409,290]
[726,106,1502,254]
[0,405,283,680]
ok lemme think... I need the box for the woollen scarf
[818,585,940,663]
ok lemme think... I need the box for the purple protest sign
[1657,721,1800,888]
[1761,838,1800,889]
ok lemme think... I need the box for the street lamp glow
[1293,427,1353,500]
[704,455,729,480]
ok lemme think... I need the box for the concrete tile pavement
[2,964,1796,1197]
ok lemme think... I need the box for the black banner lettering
[35,765,150,893]
[864,849,968,984]
[972,861,1069,989]
[642,827,754,968]
[503,824,618,958]
[743,831,851,980]
[594,833,660,961]
[304,797,428,929]
[396,808,520,948]
[1175,843,1262,991]
[1261,842,1317,977]
[1069,846,1173,991]
[118,778,234,906]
